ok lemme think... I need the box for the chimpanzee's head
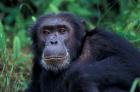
[30,12,86,71]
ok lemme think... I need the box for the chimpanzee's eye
[58,27,66,34]
[42,29,51,35]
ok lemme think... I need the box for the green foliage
[0,21,7,62]
[0,22,31,91]
[0,0,140,91]
[130,78,140,92]
[31,16,36,22]
[13,36,21,60]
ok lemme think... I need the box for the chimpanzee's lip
[43,56,67,60]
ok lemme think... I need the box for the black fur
[64,28,140,92]
[26,13,140,92]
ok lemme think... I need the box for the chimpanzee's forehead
[40,17,73,28]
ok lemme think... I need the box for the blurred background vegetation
[0,0,140,92]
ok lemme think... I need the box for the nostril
[50,41,53,45]
[50,41,58,45]
[54,41,58,44]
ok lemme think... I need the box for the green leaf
[49,4,59,13]
[130,78,140,92]
[32,16,36,22]
[0,21,7,61]
[13,36,21,60]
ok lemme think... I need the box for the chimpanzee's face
[32,13,86,71]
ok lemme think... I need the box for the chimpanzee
[25,12,140,92]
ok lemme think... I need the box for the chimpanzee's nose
[50,40,58,45]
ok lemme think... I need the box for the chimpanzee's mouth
[41,53,70,71]
[42,54,69,65]
[43,54,70,65]
[43,56,67,60]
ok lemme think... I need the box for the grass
[0,22,32,92]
